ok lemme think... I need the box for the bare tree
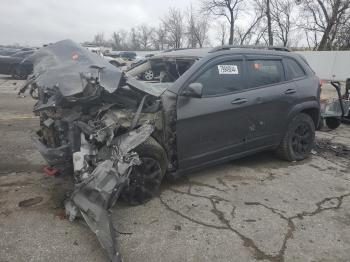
[152,24,167,50]
[252,0,277,45]
[236,6,265,45]
[162,8,185,48]
[266,0,273,45]
[300,0,350,50]
[137,25,154,50]
[129,27,140,50]
[201,0,243,45]
[186,6,199,48]
[270,0,295,46]
[93,32,105,46]
[111,30,128,50]
[111,32,122,50]
[194,16,210,47]
[186,6,210,47]
[216,21,228,45]
[334,23,350,49]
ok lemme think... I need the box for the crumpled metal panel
[64,125,154,262]
[27,39,123,96]
[24,39,162,262]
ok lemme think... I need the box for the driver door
[176,55,250,169]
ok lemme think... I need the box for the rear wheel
[121,137,167,205]
[276,113,315,161]
[325,117,341,129]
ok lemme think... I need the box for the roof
[150,46,300,61]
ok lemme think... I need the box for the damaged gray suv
[20,40,320,261]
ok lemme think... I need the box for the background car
[0,50,34,79]
[103,55,127,68]
[116,51,137,61]
[126,48,206,81]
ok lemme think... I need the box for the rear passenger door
[283,57,311,101]
[242,55,299,146]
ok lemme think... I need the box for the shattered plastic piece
[65,160,133,262]
[43,118,54,128]
[113,124,155,156]
[73,134,96,172]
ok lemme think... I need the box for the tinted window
[247,60,284,88]
[194,60,244,96]
[284,57,305,80]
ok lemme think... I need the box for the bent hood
[28,39,123,97]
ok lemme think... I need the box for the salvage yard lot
[0,75,350,262]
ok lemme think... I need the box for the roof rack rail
[162,48,192,53]
[209,45,291,53]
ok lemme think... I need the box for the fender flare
[285,101,320,131]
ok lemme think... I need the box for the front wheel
[121,137,167,205]
[276,113,315,161]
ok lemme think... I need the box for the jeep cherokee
[21,40,320,261]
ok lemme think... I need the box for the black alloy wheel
[276,113,315,161]
[291,122,313,156]
[121,137,167,205]
[126,157,162,205]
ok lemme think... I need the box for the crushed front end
[20,39,165,262]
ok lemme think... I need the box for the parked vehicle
[127,48,204,81]
[0,50,34,79]
[103,55,127,68]
[20,40,320,262]
[116,51,137,60]
[319,81,350,129]
[0,48,20,56]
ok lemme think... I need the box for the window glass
[194,60,244,96]
[247,60,284,88]
[284,57,305,80]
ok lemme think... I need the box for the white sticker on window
[217,64,239,74]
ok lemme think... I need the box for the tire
[143,69,154,81]
[325,117,341,129]
[276,113,315,161]
[121,137,167,205]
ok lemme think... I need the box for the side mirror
[182,82,203,98]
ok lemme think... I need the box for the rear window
[247,60,284,88]
[284,57,306,80]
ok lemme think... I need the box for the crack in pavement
[159,180,350,262]
[245,192,350,261]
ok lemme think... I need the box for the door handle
[284,89,296,94]
[231,98,247,105]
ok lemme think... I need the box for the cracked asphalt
[0,75,350,262]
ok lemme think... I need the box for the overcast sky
[0,0,200,46]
